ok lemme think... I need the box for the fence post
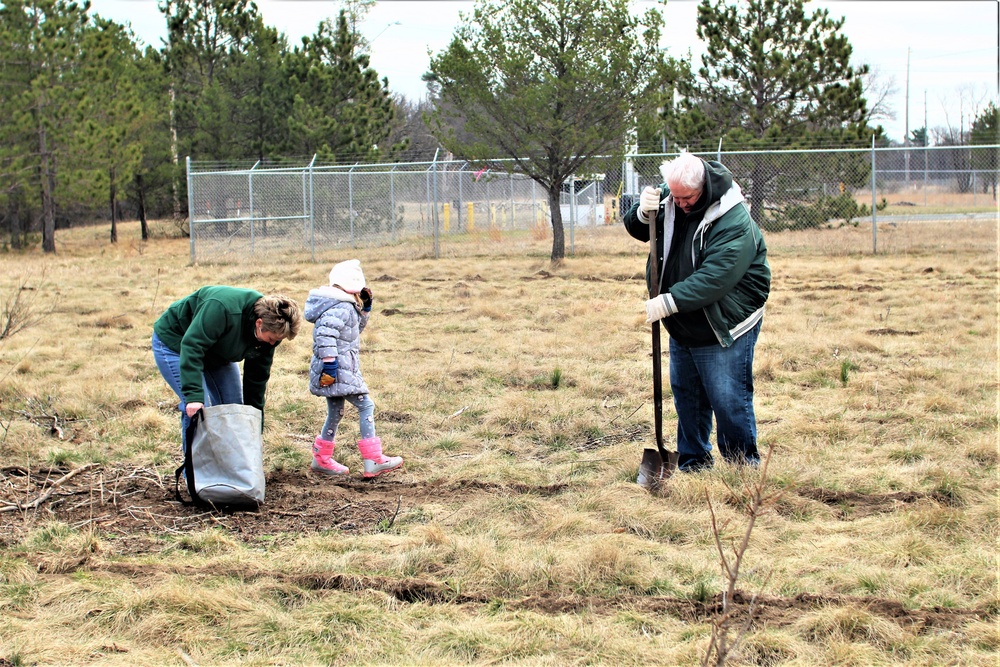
[308,154,316,262]
[390,165,396,243]
[457,162,464,231]
[570,176,576,256]
[432,148,440,259]
[349,165,356,247]
[249,159,260,255]
[510,171,515,229]
[186,156,196,264]
[871,136,877,254]
[301,162,307,256]
[923,145,928,207]
[486,172,493,231]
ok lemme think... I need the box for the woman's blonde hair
[254,295,302,340]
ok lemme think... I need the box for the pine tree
[0,0,93,252]
[427,0,662,261]
[76,18,145,243]
[664,0,881,224]
[284,11,396,161]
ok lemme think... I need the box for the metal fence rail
[187,145,999,263]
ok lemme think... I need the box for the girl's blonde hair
[254,295,302,340]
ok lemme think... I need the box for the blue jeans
[322,394,376,442]
[152,332,243,447]
[668,321,761,471]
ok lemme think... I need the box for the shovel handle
[647,193,667,459]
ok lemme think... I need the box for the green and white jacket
[623,160,771,348]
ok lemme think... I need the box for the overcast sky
[86,0,999,144]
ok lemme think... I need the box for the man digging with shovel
[624,152,770,487]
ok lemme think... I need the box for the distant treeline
[0,0,441,249]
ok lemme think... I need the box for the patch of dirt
[609,273,643,282]
[0,465,569,545]
[48,560,989,633]
[866,327,920,336]
[3,466,986,635]
[796,486,949,518]
[522,589,983,633]
[575,424,648,451]
[787,283,885,293]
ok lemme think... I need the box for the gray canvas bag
[174,404,265,509]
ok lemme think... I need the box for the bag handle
[174,408,206,506]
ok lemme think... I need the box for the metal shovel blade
[637,448,678,492]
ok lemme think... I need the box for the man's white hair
[660,152,706,191]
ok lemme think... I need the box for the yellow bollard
[443,202,451,232]
[467,202,475,231]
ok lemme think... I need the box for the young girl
[305,259,403,478]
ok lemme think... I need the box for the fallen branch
[0,464,96,513]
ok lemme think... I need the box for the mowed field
[0,219,997,666]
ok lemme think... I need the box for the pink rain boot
[357,437,403,478]
[311,437,349,476]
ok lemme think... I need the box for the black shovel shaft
[648,200,667,459]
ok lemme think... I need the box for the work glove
[360,287,373,312]
[645,295,670,323]
[639,186,662,221]
[319,358,339,387]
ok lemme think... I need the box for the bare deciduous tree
[702,445,778,667]
[1,277,55,341]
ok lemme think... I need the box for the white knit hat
[328,259,366,293]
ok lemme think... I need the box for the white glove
[645,295,670,323]
[638,186,662,220]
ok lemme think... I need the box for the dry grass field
[0,218,997,666]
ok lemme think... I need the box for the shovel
[637,193,678,492]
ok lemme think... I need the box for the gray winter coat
[304,288,370,397]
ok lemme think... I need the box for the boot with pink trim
[311,437,349,476]
[357,437,403,478]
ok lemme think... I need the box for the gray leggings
[321,393,376,441]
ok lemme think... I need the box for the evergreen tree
[225,16,290,160]
[161,0,259,160]
[909,127,928,148]
[0,0,94,253]
[126,47,177,239]
[77,17,145,243]
[283,11,396,161]
[664,0,881,224]
[427,0,662,261]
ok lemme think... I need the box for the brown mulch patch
[0,464,568,545]
[796,486,952,518]
[36,559,989,633]
[2,465,987,633]
[1,465,956,542]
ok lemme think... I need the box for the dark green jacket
[153,286,275,410]
[624,160,770,347]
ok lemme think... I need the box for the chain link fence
[187,145,998,263]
